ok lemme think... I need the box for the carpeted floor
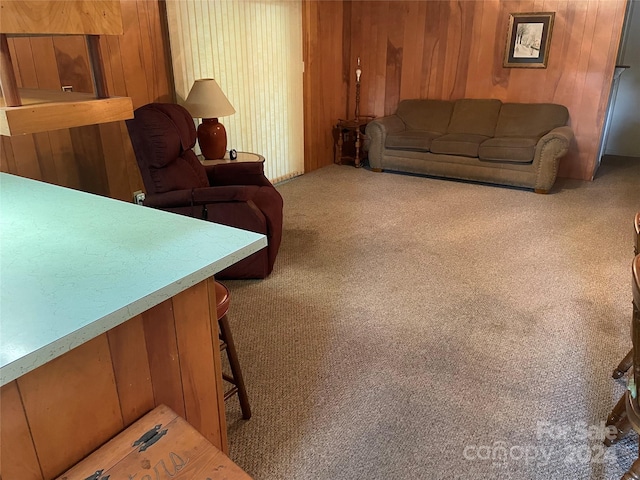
[222,156,640,479]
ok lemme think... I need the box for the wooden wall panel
[3,0,173,200]
[302,1,348,173]
[303,0,627,180]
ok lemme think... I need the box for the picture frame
[503,12,555,68]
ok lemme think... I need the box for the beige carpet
[222,156,640,480]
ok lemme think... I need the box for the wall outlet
[133,191,145,205]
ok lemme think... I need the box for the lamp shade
[183,78,235,119]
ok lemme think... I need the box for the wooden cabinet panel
[172,279,227,451]
[0,279,228,479]
[17,335,123,479]
[107,314,155,427]
[143,298,187,419]
[0,382,43,480]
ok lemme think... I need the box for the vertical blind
[165,0,304,183]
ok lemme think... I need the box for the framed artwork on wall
[503,12,555,68]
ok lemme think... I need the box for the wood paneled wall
[302,1,349,173]
[0,0,173,200]
[303,0,627,180]
[1,1,627,187]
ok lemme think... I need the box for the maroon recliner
[126,103,283,279]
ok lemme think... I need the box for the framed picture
[503,12,555,68]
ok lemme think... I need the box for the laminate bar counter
[0,173,266,479]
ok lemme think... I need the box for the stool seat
[215,280,230,319]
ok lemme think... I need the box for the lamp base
[198,118,227,159]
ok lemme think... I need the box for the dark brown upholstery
[126,103,283,279]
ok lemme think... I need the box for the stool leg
[605,393,632,446]
[622,457,640,480]
[614,349,634,379]
[219,314,252,419]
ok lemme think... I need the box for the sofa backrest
[447,99,502,137]
[396,99,453,133]
[494,103,569,137]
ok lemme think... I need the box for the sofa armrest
[365,115,407,169]
[204,162,272,187]
[533,126,575,192]
[541,125,574,147]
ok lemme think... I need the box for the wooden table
[0,174,265,479]
[334,117,375,168]
[199,151,265,166]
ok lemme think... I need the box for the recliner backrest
[126,103,209,194]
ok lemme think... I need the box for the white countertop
[0,173,267,386]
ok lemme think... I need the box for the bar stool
[215,280,252,419]
[605,255,640,452]
[613,213,640,379]
[618,255,640,478]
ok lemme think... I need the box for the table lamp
[184,78,236,159]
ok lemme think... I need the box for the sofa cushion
[396,99,453,133]
[447,99,502,137]
[495,103,569,137]
[430,133,489,158]
[478,137,539,163]
[386,130,441,151]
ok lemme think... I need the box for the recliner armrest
[204,162,273,187]
[143,186,261,209]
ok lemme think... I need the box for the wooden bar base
[0,277,228,480]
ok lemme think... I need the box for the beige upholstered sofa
[365,98,574,193]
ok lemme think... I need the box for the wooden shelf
[0,1,132,136]
[0,88,133,136]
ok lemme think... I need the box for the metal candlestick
[355,57,362,121]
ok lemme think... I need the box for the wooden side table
[199,151,265,166]
[333,116,375,168]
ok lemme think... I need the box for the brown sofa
[365,99,574,193]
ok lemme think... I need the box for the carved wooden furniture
[55,405,251,479]
[613,212,640,379]
[0,0,133,136]
[619,255,640,478]
[334,116,375,168]
[604,255,640,459]
[215,281,252,419]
